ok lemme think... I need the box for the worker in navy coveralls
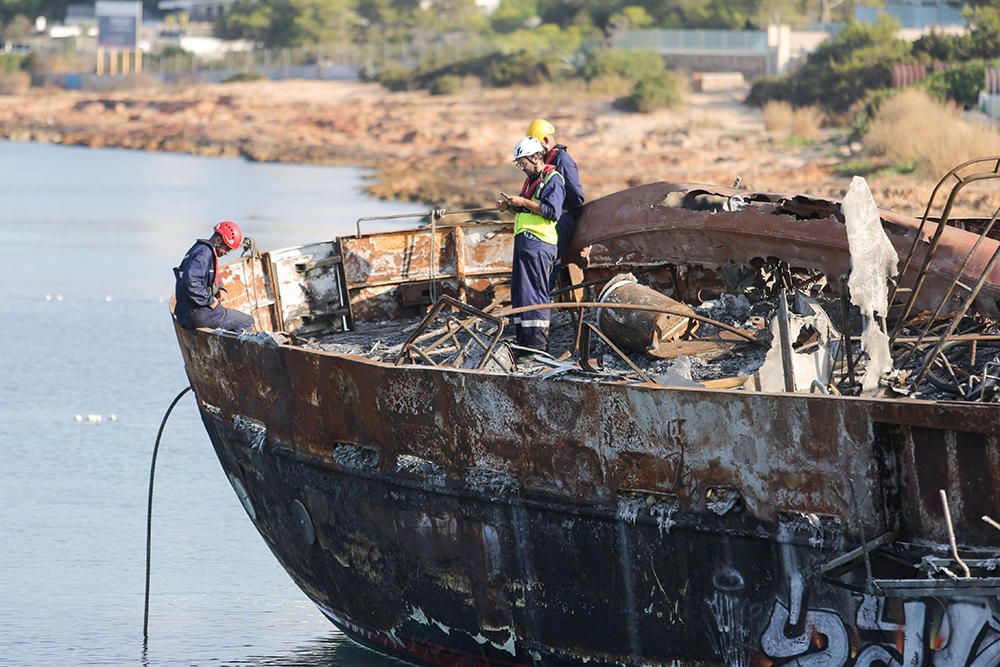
[173,221,255,332]
[525,118,585,268]
[496,137,566,352]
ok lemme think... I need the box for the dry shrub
[790,105,823,141]
[0,71,30,95]
[586,73,633,97]
[762,100,794,132]
[763,100,823,139]
[866,89,1000,176]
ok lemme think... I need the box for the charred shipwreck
[173,158,1000,667]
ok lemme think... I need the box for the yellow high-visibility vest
[514,169,563,245]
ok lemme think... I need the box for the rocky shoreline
[0,79,966,216]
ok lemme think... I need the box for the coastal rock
[0,80,961,215]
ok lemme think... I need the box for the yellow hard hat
[526,119,555,140]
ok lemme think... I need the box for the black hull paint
[203,415,900,667]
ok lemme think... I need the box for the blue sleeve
[554,151,584,211]
[182,247,214,307]
[538,174,565,222]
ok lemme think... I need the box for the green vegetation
[222,70,265,83]
[833,158,917,177]
[208,0,857,50]
[848,88,894,137]
[619,68,683,112]
[749,6,1000,121]
[0,53,31,94]
[582,49,665,82]
[428,73,461,95]
[0,53,29,73]
[924,60,996,109]
[748,16,908,115]
[366,44,682,112]
[216,0,359,47]
[487,49,553,86]
[367,49,558,91]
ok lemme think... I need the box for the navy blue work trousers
[511,232,557,351]
[181,304,254,332]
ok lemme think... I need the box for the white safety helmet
[513,136,544,161]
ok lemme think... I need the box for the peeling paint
[232,415,266,450]
[200,401,223,418]
[649,500,678,536]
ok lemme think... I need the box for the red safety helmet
[213,220,243,250]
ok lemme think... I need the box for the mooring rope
[143,385,193,641]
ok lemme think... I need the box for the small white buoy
[87,414,103,423]
[109,414,118,422]
[104,295,112,302]
[74,414,83,422]
[45,294,52,301]
[56,294,63,301]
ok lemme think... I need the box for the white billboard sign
[96,1,141,49]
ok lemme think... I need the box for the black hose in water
[143,385,193,641]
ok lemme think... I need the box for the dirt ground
[0,79,990,218]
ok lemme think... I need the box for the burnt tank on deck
[174,163,1000,667]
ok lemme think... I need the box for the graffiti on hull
[756,593,1000,666]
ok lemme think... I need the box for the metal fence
[116,35,492,79]
[612,29,768,55]
[27,33,496,86]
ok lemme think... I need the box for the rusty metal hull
[207,417,819,666]
[176,323,1000,666]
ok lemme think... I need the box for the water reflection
[247,635,411,666]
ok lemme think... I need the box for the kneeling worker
[174,221,255,332]
[496,137,565,352]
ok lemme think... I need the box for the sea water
[0,141,414,666]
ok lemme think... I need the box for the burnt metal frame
[911,240,1000,388]
[503,301,758,383]
[397,298,759,380]
[352,207,503,316]
[396,295,506,370]
[895,202,1000,371]
[578,322,654,383]
[500,302,758,342]
[890,156,1000,341]
[353,207,498,238]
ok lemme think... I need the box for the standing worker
[497,137,566,353]
[525,118,584,266]
[173,221,255,332]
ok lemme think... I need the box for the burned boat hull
[173,178,1000,665]
[177,323,1000,666]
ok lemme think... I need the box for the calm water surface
[0,141,417,666]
